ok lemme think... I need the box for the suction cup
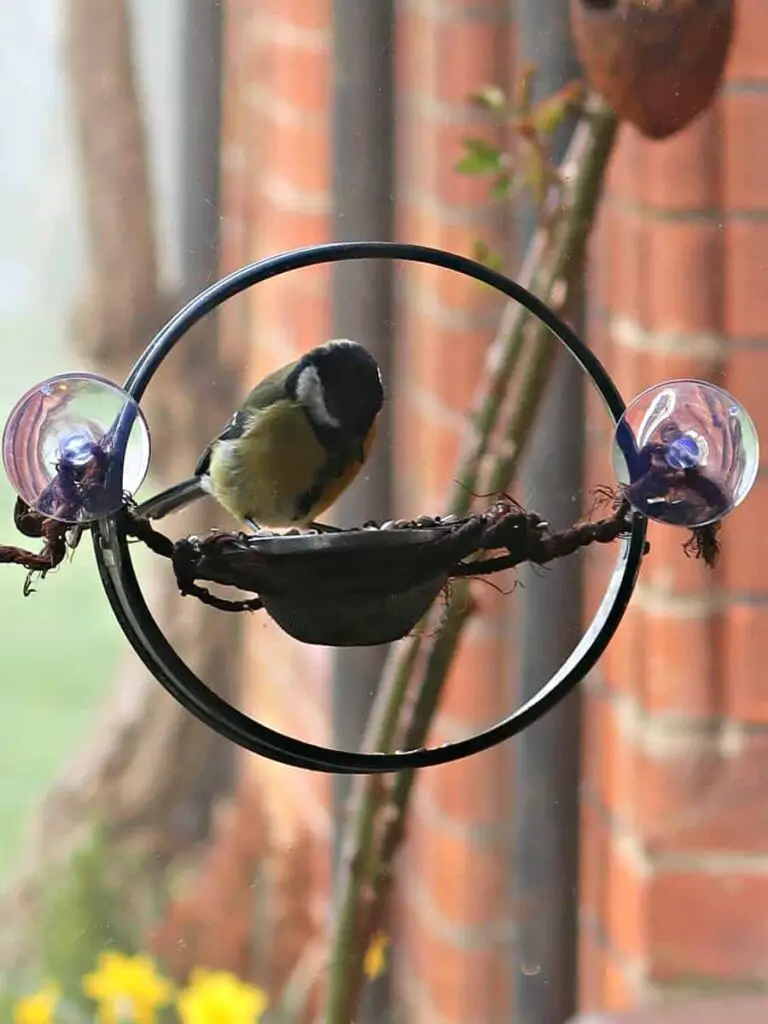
[2,372,151,524]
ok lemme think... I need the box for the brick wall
[219,0,335,910]
[216,0,768,1021]
[580,0,768,1014]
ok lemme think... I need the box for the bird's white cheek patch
[295,365,341,429]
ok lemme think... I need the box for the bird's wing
[193,360,298,477]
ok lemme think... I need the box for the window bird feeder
[0,242,758,774]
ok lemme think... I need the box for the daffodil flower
[177,968,269,1024]
[12,982,60,1024]
[82,951,173,1024]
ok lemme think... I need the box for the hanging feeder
[569,0,735,140]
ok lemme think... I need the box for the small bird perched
[138,339,384,531]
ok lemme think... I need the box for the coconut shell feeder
[570,0,735,139]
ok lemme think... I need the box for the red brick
[408,816,511,928]
[604,343,653,414]
[645,350,725,385]
[436,626,512,730]
[652,733,768,856]
[431,14,509,107]
[602,694,643,822]
[600,597,645,699]
[641,608,720,719]
[602,947,637,1013]
[416,743,513,827]
[724,221,768,339]
[240,21,275,91]
[266,0,330,34]
[725,346,768,454]
[641,106,721,212]
[723,604,768,722]
[400,895,511,1022]
[606,130,646,207]
[270,42,330,118]
[410,310,495,414]
[725,0,768,82]
[721,477,768,594]
[600,207,649,323]
[586,688,717,848]
[255,204,330,263]
[395,6,430,94]
[641,519,722,600]
[723,92,768,211]
[260,285,331,354]
[645,220,723,334]
[396,391,465,502]
[268,115,330,195]
[583,440,610,510]
[596,697,768,858]
[248,277,329,360]
[650,868,768,982]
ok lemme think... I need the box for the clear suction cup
[2,372,151,524]
[612,379,759,527]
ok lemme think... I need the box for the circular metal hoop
[91,241,647,774]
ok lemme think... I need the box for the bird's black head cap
[288,339,384,440]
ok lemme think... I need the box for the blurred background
[0,1,765,1022]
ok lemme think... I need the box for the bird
[136,339,384,532]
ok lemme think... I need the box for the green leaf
[532,81,585,137]
[491,171,514,201]
[472,239,504,271]
[471,84,508,113]
[455,137,502,176]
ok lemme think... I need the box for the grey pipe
[513,1,585,1021]
[330,3,395,1021]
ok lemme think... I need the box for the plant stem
[323,98,618,1024]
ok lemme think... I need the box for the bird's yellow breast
[206,400,355,527]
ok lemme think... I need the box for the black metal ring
[91,241,647,774]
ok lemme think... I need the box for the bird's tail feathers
[134,477,206,520]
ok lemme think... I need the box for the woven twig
[0,488,723,614]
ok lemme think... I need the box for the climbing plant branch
[323,88,620,1024]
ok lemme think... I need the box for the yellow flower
[363,932,389,980]
[177,968,269,1024]
[82,951,173,1024]
[12,983,60,1024]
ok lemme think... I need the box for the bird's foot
[309,521,343,533]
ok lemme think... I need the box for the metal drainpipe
[512,1,585,1021]
[178,0,222,293]
[177,0,232,810]
[330,2,395,1021]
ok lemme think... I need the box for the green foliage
[34,827,140,1011]
[471,84,507,113]
[532,81,585,137]
[455,70,587,268]
[0,987,17,1019]
[472,239,504,272]
[455,137,505,176]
